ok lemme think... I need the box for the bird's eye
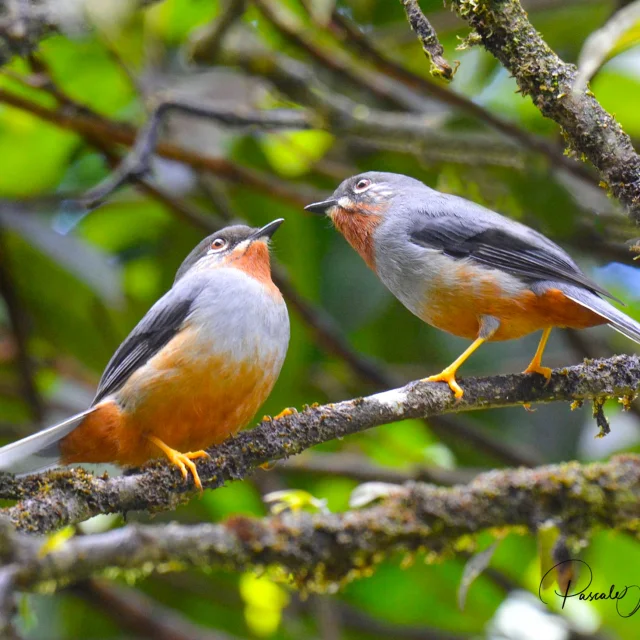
[210,238,228,251]
[354,178,372,193]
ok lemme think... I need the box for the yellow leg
[148,436,210,492]
[424,337,487,399]
[523,327,553,381]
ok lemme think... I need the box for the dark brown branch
[5,455,640,593]
[436,0,640,224]
[78,100,312,210]
[2,354,639,534]
[0,87,311,209]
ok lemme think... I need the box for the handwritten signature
[539,559,640,618]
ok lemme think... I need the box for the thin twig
[79,100,312,210]
[0,87,312,208]
[400,0,454,80]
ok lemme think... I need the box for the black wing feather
[92,290,198,405]
[410,219,620,303]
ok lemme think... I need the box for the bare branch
[2,354,639,534]
[79,100,312,210]
[400,0,455,80]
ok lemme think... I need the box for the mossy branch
[2,354,639,535]
[3,455,640,595]
[400,0,640,224]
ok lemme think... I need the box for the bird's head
[304,172,405,219]
[175,219,284,284]
[305,172,416,269]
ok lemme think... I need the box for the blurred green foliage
[1,0,640,639]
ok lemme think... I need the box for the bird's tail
[0,408,95,476]
[564,286,640,344]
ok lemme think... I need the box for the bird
[0,220,290,489]
[305,171,640,399]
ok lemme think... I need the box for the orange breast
[61,329,281,467]
[421,267,605,341]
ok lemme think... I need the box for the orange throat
[224,241,279,296]
[330,208,381,271]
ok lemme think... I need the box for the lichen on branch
[2,354,639,535]
[4,455,640,595]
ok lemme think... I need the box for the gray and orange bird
[306,172,640,398]
[0,220,290,489]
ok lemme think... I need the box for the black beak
[304,198,338,215]
[251,218,284,241]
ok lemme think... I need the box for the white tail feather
[0,408,95,475]
[564,289,640,345]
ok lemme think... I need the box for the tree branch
[4,455,640,594]
[423,0,640,224]
[400,0,454,80]
[2,354,638,534]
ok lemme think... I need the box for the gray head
[304,172,427,217]
[174,219,284,283]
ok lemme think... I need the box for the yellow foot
[148,436,211,492]
[523,363,552,381]
[425,368,464,399]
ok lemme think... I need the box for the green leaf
[261,130,334,177]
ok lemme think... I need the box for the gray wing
[92,279,205,404]
[409,197,619,302]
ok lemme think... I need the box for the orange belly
[421,277,605,341]
[60,340,280,467]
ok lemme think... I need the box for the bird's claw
[424,368,464,399]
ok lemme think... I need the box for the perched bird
[0,220,290,489]
[306,172,640,398]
